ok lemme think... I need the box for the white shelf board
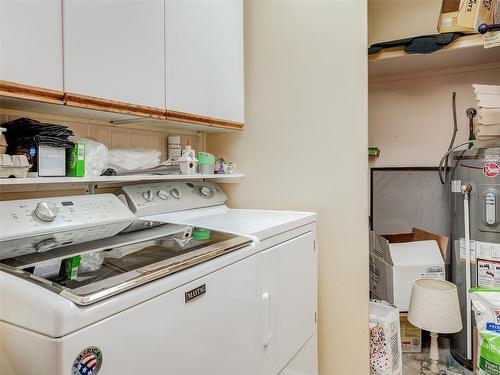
[0,173,245,186]
[369,34,500,79]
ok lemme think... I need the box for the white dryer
[121,182,318,375]
[0,182,317,375]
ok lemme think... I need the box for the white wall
[207,1,368,374]
[369,66,500,167]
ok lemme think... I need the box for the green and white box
[67,142,85,177]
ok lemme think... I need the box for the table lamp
[408,279,463,374]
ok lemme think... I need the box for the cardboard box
[66,142,85,177]
[368,0,443,45]
[456,0,500,30]
[400,312,422,353]
[438,0,476,33]
[369,228,448,311]
[438,11,475,33]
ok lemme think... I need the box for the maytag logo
[185,284,206,303]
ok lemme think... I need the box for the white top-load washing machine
[0,181,317,375]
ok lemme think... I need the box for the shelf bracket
[87,183,96,195]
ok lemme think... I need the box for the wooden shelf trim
[0,81,64,105]
[166,110,211,125]
[64,92,166,119]
[0,81,244,130]
[210,117,244,129]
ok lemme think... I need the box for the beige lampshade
[408,279,462,334]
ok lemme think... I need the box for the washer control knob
[34,238,59,252]
[142,190,154,202]
[199,186,213,198]
[157,190,169,200]
[170,188,182,200]
[33,202,59,222]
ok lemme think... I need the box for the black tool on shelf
[478,23,500,34]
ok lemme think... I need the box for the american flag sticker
[72,346,103,375]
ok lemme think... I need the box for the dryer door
[261,231,317,374]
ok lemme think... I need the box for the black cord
[439,92,458,184]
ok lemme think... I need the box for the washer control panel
[0,194,136,259]
[117,182,227,217]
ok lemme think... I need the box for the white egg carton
[0,154,31,178]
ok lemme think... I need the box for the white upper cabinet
[210,0,244,123]
[165,0,210,117]
[166,0,244,123]
[0,0,63,91]
[63,0,165,108]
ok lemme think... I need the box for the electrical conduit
[462,184,472,360]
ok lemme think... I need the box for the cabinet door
[0,0,63,91]
[63,0,165,108]
[210,0,244,123]
[262,232,317,374]
[165,0,210,117]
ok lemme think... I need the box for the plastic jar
[197,152,215,174]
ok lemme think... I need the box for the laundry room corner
[206,1,369,374]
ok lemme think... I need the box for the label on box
[423,265,445,280]
[486,322,500,333]
[459,238,500,263]
[484,31,500,49]
[477,258,500,288]
[400,314,421,353]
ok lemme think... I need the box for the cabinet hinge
[314,312,317,323]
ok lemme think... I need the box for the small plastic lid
[197,152,215,164]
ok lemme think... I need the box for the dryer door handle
[262,292,272,347]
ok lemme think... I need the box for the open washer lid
[1,224,251,306]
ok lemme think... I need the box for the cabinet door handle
[262,292,271,347]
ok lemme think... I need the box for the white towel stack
[473,84,500,148]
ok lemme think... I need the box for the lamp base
[419,332,446,375]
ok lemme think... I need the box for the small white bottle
[181,140,196,159]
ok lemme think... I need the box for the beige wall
[207,1,368,374]
[369,66,500,167]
